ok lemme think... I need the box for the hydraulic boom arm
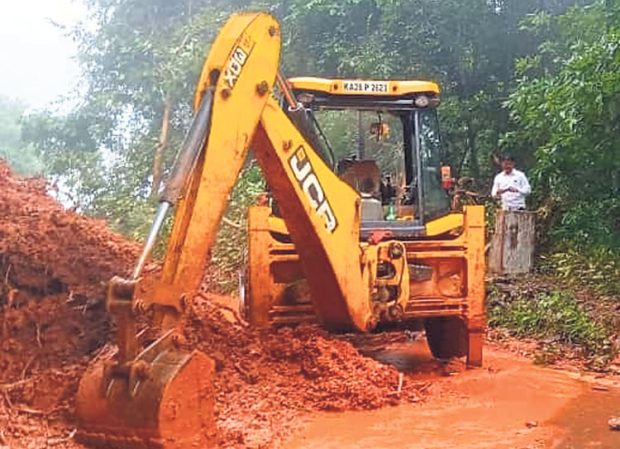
[138,11,374,334]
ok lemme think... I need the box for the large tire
[424,317,469,360]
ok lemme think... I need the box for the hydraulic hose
[160,88,214,204]
[131,88,214,279]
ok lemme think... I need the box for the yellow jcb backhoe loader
[75,11,485,449]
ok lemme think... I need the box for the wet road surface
[286,341,620,449]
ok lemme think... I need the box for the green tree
[507,0,620,250]
[279,0,589,185]
[0,96,43,176]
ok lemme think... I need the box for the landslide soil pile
[0,162,139,381]
[0,161,139,448]
[0,162,424,449]
[187,295,423,448]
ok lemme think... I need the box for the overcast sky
[0,0,86,110]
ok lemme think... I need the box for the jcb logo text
[224,47,248,89]
[289,147,338,233]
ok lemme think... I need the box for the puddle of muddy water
[286,341,620,449]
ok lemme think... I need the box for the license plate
[342,80,389,94]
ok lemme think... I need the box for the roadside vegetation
[488,282,616,369]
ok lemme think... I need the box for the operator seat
[337,159,383,221]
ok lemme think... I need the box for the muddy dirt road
[286,341,620,449]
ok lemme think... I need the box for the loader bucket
[75,347,215,449]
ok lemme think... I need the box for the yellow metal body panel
[424,213,464,236]
[247,205,486,365]
[193,13,266,109]
[139,13,281,318]
[289,77,440,96]
[267,215,288,235]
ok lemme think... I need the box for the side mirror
[441,165,455,190]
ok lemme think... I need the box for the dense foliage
[6,0,618,293]
[506,2,620,292]
[507,3,620,250]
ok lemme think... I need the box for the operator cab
[288,77,451,239]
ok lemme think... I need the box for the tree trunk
[489,210,536,275]
[466,118,479,179]
[357,111,365,159]
[150,99,171,198]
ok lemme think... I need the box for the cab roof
[288,77,440,97]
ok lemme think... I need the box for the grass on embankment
[488,279,617,370]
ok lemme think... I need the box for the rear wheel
[424,317,468,360]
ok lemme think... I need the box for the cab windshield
[310,106,450,225]
[416,109,451,221]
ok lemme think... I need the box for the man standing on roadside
[491,154,531,211]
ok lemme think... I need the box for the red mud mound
[0,162,426,449]
[0,161,138,380]
[187,295,423,448]
[0,161,138,448]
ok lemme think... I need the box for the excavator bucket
[75,278,216,448]
[75,346,215,449]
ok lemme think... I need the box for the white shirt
[491,169,531,210]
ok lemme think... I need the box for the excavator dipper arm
[253,99,373,330]
[76,11,380,449]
